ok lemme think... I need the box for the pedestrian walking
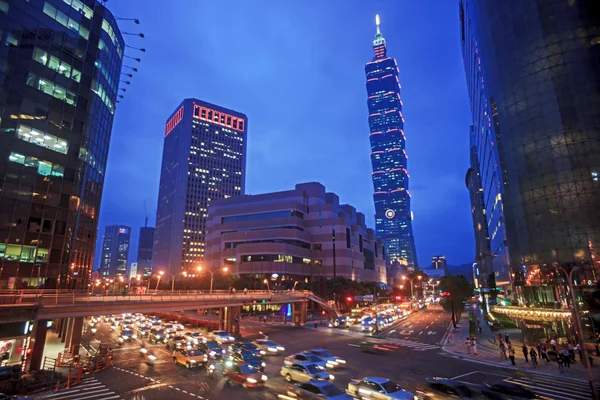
[466,338,472,355]
[541,347,549,363]
[498,334,503,344]
[505,332,509,343]
[499,342,507,360]
[314,320,317,329]
[508,346,516,365]
[522,344,528,362]
[530,348,538,367]
[557,353,564,372]
[471,338,477,355]
[550,338,557,351]
[576,343,582,361]
[561,348,571,368]
[568,343,575,363]
[243,287,248,294]
[536,342,542,358]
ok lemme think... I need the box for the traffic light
[261,299,266,303]
[395,296,402,300]
[346,297,353,302]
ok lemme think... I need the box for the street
[35,308,594,400]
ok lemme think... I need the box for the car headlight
[132,335,137,339]
[261,362,266,367]
[317,366,324,370]
[122,336,129,340]
[222,350,226,354]
[336,359,346,364]
[329,323,333,327]
[228,336,234,341]
[190,360,197,363]
[277,346,285,351]
[247,377,257,384]
[326,361,338,367]
[156,335,161,339]
[267,347,277,352]
[261,375,268,381]
[329,374,335,380]
[260,350,267,355]
[209,351,216,356]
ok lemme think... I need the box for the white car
[347,377,415,399]
[307,349,346,368]
[184,331,204,345]
[211,330,235,344]
[284,352,328,369]
[280,362,333,383]
[252,339,285,355]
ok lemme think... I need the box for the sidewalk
[442,306,600,382]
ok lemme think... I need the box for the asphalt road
[48,308,592,400]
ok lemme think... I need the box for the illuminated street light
[198,266,229,294]
[402,275,423,299]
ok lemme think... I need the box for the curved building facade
[0,0,124,289]
[460,0,600,308]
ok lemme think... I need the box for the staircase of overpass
[0,289,339,323]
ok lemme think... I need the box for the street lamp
[402,275,422,299]
[263,279,271,293]
[156,271,164,291]
[558,265,598,398]
[198,266,228,294]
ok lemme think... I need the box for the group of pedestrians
[465,337,478,355]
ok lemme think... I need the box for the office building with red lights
[153,99,247,281]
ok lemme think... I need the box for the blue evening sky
[96,1,474,269]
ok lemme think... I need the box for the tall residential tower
[365,15,418,270]
[153,99,247,280]
[99,225,130,278]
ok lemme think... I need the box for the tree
[439,274,473,328]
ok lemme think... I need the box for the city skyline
[94,1,474,269]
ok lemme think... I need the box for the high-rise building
[129,262,138,280]
[153,99,247,281]
[137,226,154,277]
[365,15,418,270]
[205,182,387,289]
[431,255,447,273]
[0,0,125,289]
[99,225,130,278]
[460,0,600,333]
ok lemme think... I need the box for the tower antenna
[143,200,148,227]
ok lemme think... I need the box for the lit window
[16,124,68,155]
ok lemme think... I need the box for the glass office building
[153,98,247,281]
[98,225,130,278]
[460,0,600,310]
[0,0,124,289]
[365,15,418,270]
[137,225,154,277]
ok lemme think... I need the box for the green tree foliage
[439,274,473,328]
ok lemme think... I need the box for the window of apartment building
[346,228,351,248]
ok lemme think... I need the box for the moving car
[416,378,484,399]
[281,362,333,383]
[329,317,349,329]
[184,331,204,345]
[307,349,346,368]
[287,381,352,399]
[166,335,188,351]
[120,329,136,341]
[173,348,208,368]
[228,350,266,371]
[223,361,268,388]
[149,329,167,344]
[285,352,328,369]
[253,339,285,355]
[199,340,226,358]
[162,324,177,335]
[136,326,150,338]
[484,381,537,399]
[229,340,263,356]
[211,330,235,344]
[349,341,391,354]
[347,377,415,399]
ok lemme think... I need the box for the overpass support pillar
[218,308,226,330]
[66,317,84,355]
[225,306,241,335]
[63,317,73,345]
[25,319,49,371]
[293,301,307,326]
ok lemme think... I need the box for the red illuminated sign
[165,106,184,136]
[192,104,245,132]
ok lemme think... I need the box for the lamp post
[402,275,422,299]
[198,266,228,294]
[429,279,440,297]
[169,273,175,293]
[263,279,271,293]
[156,271,164,291]
[558,265,598,399]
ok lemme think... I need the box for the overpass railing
[0,289,309,307]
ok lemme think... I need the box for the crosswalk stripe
[507,378,592,400]
[520,373,591,390]
[39,377,122,400]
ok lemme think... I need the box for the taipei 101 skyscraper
[365,15,418,270]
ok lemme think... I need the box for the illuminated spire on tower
[373,14,387,59]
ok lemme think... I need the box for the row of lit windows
[43,2,89,40]
[91,79,114,113]
[16,124,68,155]
[94,60,118,95]
[9,152,65,177]
[27,73,76,105]
[32,47,81,83]
[62,0,93,19]
[241,254,316,265]
[0,244,49,263]
[101,19,122,58]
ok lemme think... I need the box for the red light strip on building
[382,74,393,79]
[192,103,245,132]
[165,106,184,136]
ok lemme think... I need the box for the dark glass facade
[98,224,130,278]
[0,0,124,289]
[137,226,154,277]
[460,1,600,305]
[153,98,247,280]
[365,16,418,270]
